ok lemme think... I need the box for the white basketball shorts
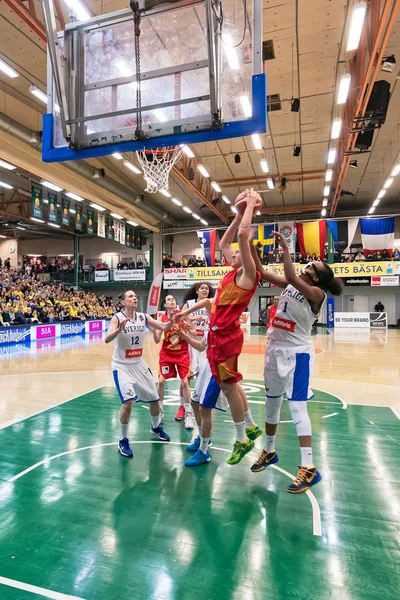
[112,359,159,403]
[189,344,207,377]
[264,343,315,401]
[191,360,228,411]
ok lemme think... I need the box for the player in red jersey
[153,295,193,429]
[267,296,280,329]
[177,190,263,464]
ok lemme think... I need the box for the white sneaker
[184,410,194,430]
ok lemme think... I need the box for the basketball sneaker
[287,466,322,494]
[226,438,255,465]
[150,426,171,442]
[250,449,279,472]
[185,449,211,467]
[118,438,133,458]
[186,436,212,452]
[245,423,263,441]
[175,405,185,421]
[184,410,194,430]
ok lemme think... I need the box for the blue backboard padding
[42,74,267,163]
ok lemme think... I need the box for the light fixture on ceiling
[211,182,221,192]
[234,153,241,164]
[112,153,123,160]
[327,148,337,165]
[200,219,208,226]
[16,225,26,230]
[323,185,330,196]
[391,164,400,177]
[346,1,367,52]
[293,145,301,157]
[368,207,375,214]
[331,118,342,140]
[349,160,358,168]
[160,189,171,197]
[256,210,261,216]
[251,134,262,150]
[222,34,240,70]
[30,217,45,223]
[192,213,201,220]
[240,95,252,117]
[123,161,141,174]
[90,202,106,211]
[322,198,328,207]
[0,234,7,238]
[383,178,393,189]
[231,206,238,214]
[197,165,210,178]
[154,109,168,122]
[47,222,61,228]
[381,54,396,73]
[377,190,386,199]
[182,206,192,214]
[29,85,47,105]
[180,145,195,158]
[69,208,76,213]
[337,73,351,105]
[65,192,83,201]
[372,199,380,207]
[41,180,63,192]
[222,195,231,204]
[0,58,18,78]
[291,98,300,112]
[43,199,48,204]
[325,169,333,182]
[127,220,139,226]
[64,0,91,22]
[321,208,327,217]
[267,177,275,190]
[0,181,13,189]
[110,212,123,219]
[260,159,269,173]
[0,159,16,170]
[171,197,183,206]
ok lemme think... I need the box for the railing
[49,268,151,284]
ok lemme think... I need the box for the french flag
[360,217,395,257]
[197,230,217,266]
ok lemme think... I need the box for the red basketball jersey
[209,268,260,335]
[160,312,189,357]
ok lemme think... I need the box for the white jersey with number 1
[186,298,209,375]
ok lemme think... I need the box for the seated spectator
[137,258,144,269]
[95,260,103,270]
[376,251,383,261]
[181,256,188,267]
[375,301,384,313]
[354,250,365,261]
[393,247,400,259]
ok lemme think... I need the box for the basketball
[235,189,262,215]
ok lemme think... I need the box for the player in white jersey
[250,233,343,493]
[105,290,174,458]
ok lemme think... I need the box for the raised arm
[176,328,206,352]
[174,297,212,322]
[220,213,242,264]
[105,315,128,344]
[146,313,174,332]
[236,191,259,289]
[250,244,288,288]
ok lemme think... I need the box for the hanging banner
[97,211,105,238]
[126,227,131,247]
[47,192,58,224]
[114,219,120,242]
[31,183,43,219]
[137,229,142,250]
[197,230,217,266]
[277,221,296,254]
[326,297,334,328]
[106,216,113,240]
[61,195,70,226]
[146,272,163,314]
[75,204,82,231]
[86,209,94,235]
[131,228,136,249]
[119,221,126,245]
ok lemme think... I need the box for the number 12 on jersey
[131,336,140,345]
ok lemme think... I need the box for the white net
[136,146,184,193]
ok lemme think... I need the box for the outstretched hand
[272,230,288,251]
[119,318,130,332]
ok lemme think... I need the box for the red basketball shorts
[159,352,190,380]
[206,329,244,385]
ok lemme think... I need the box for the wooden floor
[0,327,399,600]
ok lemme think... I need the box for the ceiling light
[180,145,195,158]
[144,175,157,187]
[41,180,63,192]
[222,34,240,70]
[322,198,328,207]
[110,212,123,219]
[368,207,375,214]
[251,134,262,150]
[391,164,400,177]
[171,197,183,206]
[377,190,386,199]
[30,217,45,223]
[69,208,76,213]
[381,54,396,73]
[222,195,231,204]
[47,222,61,228]
[0,58,19,78]
[321,208,327,217]
[65,192,83,201]
[115,60,134,78]
[291,98,300,112]
[372,199,380,207]
[123,161,141,174]
[260,159,269,173]
[192,213,201,220]
[346,1,367,52]
[256,210,261,216]
[127,220,139,226]
[327,148,337,165]
[0,235,6,238]
[90,202,106,211]
[197,164,210,178]
[0,181,13,189]
[16,226,26,230]
[64,0,91,22]
[383,178,393,189]
[0,159,16,170]
[325,169,333,182]
[231,206,238,214]
[29,85,47,105]
[267,177,275,190]
[154,109,168,122]
[43,199,48,204]
[211,182,221,192]
[350,160,358,168]
[331,118,342,140]
[200,219,208,225]
[234,153,241,164]
[160,189,171,197]
[337,73,351,105]
[323,185,330,196]
[240,95,252,117]
[182,206,192,214]
[112,153,123,159]
[293,145,301,157]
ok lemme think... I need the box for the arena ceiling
[0,0,400,240]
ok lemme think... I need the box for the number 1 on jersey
[283,302,288,313]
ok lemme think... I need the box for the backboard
[42,0,266,163]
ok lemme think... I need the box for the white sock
[184,403,191,414]
[200,438,209,453]
[159,400,164,409]
[198,426,201,437]
[300,447,313,468]
[180,397,185,407]
[265,435,276,453]
[234,421,246,442]
[151,415,159,429]
[244,409,254,428]
[120,423,129,439]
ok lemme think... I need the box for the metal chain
[130,0,144,139]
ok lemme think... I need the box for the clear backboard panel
[43,0,266,162]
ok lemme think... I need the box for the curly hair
[182,281,215,305]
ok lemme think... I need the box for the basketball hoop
[136,146,184,193]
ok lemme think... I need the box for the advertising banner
[114,219,119,242]
[334,312,388,329]
[277,221,296,254]
[31,183,43,219]
[87,209,94,235]
[97,211,105,238]
[186,266,231,280]
[95,271,110,282]
[36,325,57,339]
[47,191,58,224]
[75,204,82,231]
[119,221,126,245]
[106,217,113,240]
[126,227,131,247]
[331,261,396,277]
[61,195,70,226]
[326,297,334,328]
[343,277,371,286]
[0,326,31,346]
[147,272,163,314]
[60,322,86,336]
[371,276,399,286]
[369,312,388,328]
[86,320,105,333]
[164,268,188,280]
[114,269,146,282]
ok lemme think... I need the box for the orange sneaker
[175,405,185,421]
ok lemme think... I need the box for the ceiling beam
[2,0,47,47]
[259,203,322,216]
[218,169,325,185]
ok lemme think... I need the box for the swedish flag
[253,225,275,255]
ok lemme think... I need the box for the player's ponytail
[318,262,343,296]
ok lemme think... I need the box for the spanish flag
[296,220,326,258]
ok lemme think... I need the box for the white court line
[0,575,85,600]
[8,441,321,537]
[0,370,111,379]
[322,412,338,419]
[0,386,105,432]
[390,407,400,420]
[311,387,347,410]
[141,405,150,410]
